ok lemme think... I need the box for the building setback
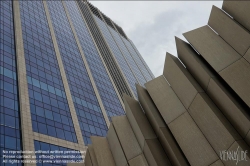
[74,1,250,166]
[0,0,154,165]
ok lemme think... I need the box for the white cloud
[91,1,223,77]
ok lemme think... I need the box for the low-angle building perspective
[0,0,250,166]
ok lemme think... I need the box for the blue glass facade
[108,27,148,86]
[34,140,82,166]
[47,1,108,145]
[122,37,153,82]
[62,2,124,121]
[0,1,22,165]
[94,16,139,98]
[0,1,154,164]
[94,16,148,87]
[129,40,155,79]
[20,1,77,143]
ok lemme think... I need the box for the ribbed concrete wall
[69,1,250,166]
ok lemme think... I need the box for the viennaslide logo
[220,146,248,165]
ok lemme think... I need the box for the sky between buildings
[91,1,223,77]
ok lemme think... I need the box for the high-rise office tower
[0,0,154,165]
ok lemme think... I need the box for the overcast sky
[91,1,223,77]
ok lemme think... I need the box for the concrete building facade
[0,0,154,165]
[77,1,250,166]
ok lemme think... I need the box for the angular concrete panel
[176,37,215,90]
[88,145,98,166]
[188,93,241,154]
[145,76,186,124]
[143,139,171,166]
[207,77,250,138]
[158,127,189,166]
[137,85,189,166]
[208,6,250,56]
[222,1,250,32]
[107,123,128,166]
[175,38,250,139]
[84,150,93,166]
[219,58,250,108]
[244,48,250,64]
[246,131,250,146]
[183,25,241,72]
[112,116,142,160]
[169,112,218,166]
[136,84,166,136]
[128,154,148,166]
[163,53,203,109]
[210,160,224,166]
[123,94,157,148]
[91,136,116,166]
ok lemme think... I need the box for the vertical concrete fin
[163,52,245,157]
[208,6,250,56]
[107,123,128,166]
[136,84,166,135]
[163,53,203,109]
[176,37,250,139]
[219,58,250,108]
[175,36,216,90]
[136,84,189,166]
[168,112,218,166]
[128,154,149,166]
[183,25,250,108]
[84,149,93,166]
[123,94,172,166]
[123,94,157,148]
[145,76,218,166]
[222,1,250,32]
[112,116,142,160]
[91,136,116,166]
[143,139,172,166]
[183,25,241,72]
[188,93,242,154]
[88,145,98,166]
[145,76,186,125]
